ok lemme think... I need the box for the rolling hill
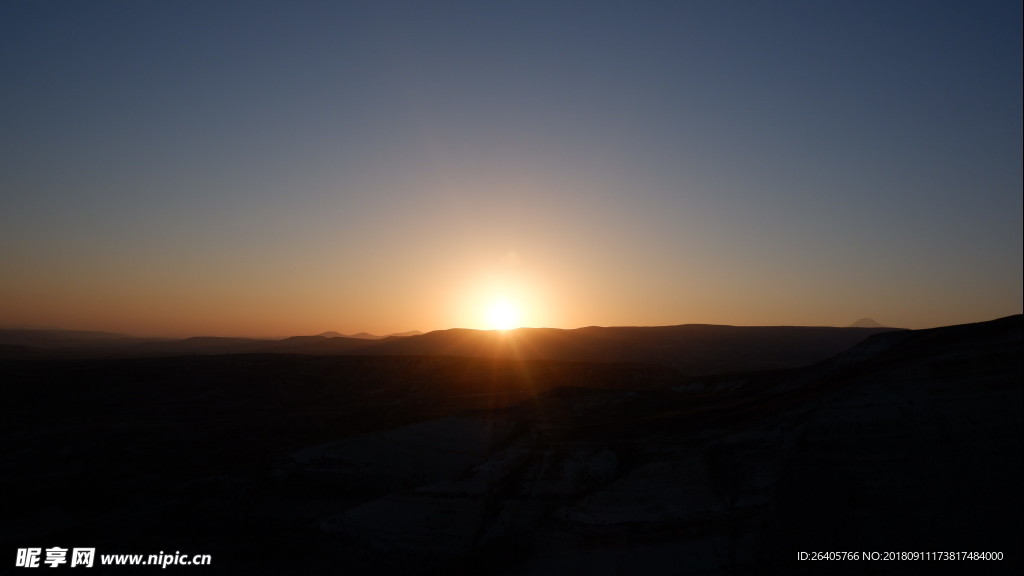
[0,323,897,376]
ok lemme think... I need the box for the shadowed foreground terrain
[1,317,1020,574]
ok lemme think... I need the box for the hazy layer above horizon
[1,1,1020,337]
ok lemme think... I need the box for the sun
[484,299,522,331]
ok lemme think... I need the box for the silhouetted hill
[0,331,386,359]
[0,324,896,375]
[262,336,384,355]
[0,328,141,348]
[277,335,328,345]
[361,324,898,375]
[317,330,422,339]
[346,332,380,340]
[126,335,384,356]
[387,330,423,338]
[0,329,165,359]
[1,315,1018,574]
[129,336,273,355]
[848,317,885,327]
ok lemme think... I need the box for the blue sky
[1,0,1020,336]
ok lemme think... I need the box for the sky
[1,0,1021,337]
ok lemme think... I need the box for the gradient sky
[2,0,1021,337]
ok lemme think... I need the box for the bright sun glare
[484,299,522,331]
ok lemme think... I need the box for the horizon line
[5,313,1022,341]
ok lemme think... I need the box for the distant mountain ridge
[848,317,885,328]
[0,322,909,376]
[318,330,423,340]
[358,324,904,375]
[0,328,143,347]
